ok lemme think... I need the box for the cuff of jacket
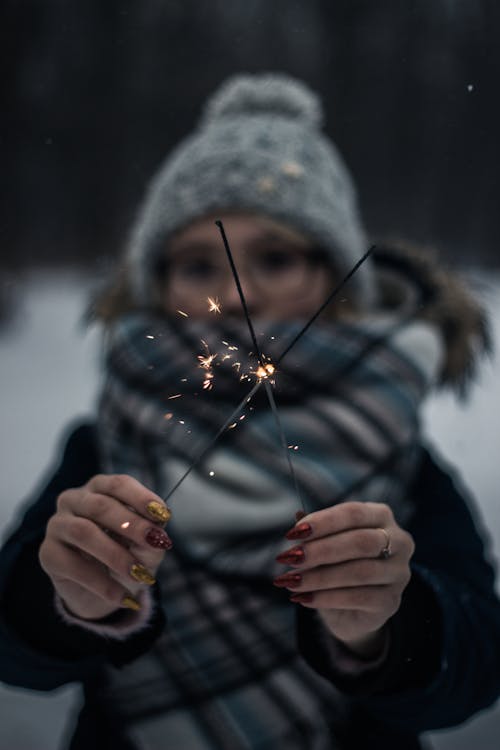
[54,589,155,640]
[297,565,443,696]
[307,612,391,675]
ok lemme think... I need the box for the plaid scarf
[95,312,440,748]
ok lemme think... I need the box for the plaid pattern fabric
[94,312,441,747]
[98,550,347,750]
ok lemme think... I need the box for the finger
[277,526,399,569]
[285,501,394,542]
[86,474,171,523]
[48,514,157,587]
[274,557,410,593]
[289,585,402,616]
[59,489,173,552]
[40,538,132,609]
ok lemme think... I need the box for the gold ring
[378,528,392,559]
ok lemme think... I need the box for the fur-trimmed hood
[373,244,493,398]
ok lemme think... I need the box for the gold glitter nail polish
[121,595,141,611]
[130,563,156,585]
[146,501,171,523]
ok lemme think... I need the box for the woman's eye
[178,260,219,280]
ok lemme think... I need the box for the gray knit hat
[128,73,374,306]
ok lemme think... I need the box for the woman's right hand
[39,474,172,621]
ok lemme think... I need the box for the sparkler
[163,380,262,502]
[162,222,373,507]
[215,219,305,511]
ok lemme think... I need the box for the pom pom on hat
[202,73,323,128]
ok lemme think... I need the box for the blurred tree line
[1,0,499,272]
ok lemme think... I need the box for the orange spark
[255,362,276,380]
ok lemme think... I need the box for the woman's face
[162,213,334,320]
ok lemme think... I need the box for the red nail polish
[145,527,173,550]
[275,545,305,565]
[289,592,314,604]
[273,572,302,589]
[285,522,313,541]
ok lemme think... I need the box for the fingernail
[295,510,307,521]
[145,527,173,550]
[275,545,305,565]
[273,572,302,589]
[289,592,314,604]
[285,522,313,541]
[121,595,141,611]
[130,563,156,585]
[146,501,171,523]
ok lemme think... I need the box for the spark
[198,340,217,370]
[198,340,217,390]
[198,354,217,369]
[255,362,275,380]
[203,373,214,390]
[177,309,189,317]
[121,521,130,529]
[209,470,215,477]
[228,422,237,430]
[164,413,173,420]
[146,334,155,339]
[168,394,182,399]
[207,296,221,314]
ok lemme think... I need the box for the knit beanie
[127,73,374,307]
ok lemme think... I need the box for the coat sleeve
[297,448,500,733]
[0,423,165,692]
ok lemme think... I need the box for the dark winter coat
[0,422,499,750]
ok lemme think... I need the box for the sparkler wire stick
[263,379,303,509]
[276,245,375,365]
[163,379,262,503]
[215,220,263,359]
[216,219,305,510]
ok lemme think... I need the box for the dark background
[1,0,499,274]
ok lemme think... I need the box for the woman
[1,73,499,750]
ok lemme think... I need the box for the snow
[0,268,499,749]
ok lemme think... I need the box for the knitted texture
[127,73,373,307]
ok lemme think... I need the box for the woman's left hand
[274,501,415,657]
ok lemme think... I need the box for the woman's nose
[219,273,258,316]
